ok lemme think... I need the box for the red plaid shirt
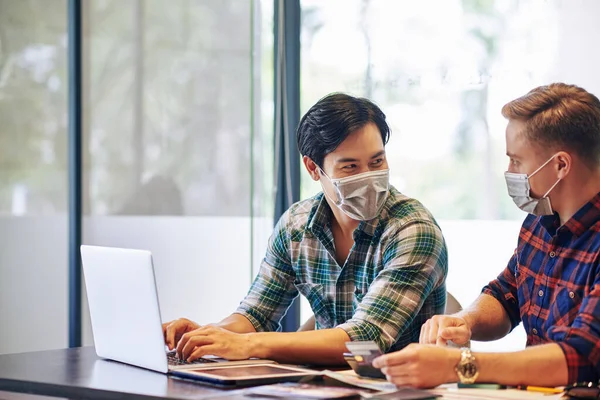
[483,193,600,383]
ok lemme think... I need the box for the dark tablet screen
[186,364,313,379]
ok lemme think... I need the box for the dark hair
[296,93,391,167]
[501,82,600,166]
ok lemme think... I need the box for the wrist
[457,313,472,331]
[457,313,474,343]
[246,332,269,359]
[454,347,480,384]
[446,348,462,383]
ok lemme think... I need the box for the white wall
[81,216,273,346]
[0,216,272,354]
[0,217,68,354]
[550,0,600,95]
[440,220,526,352]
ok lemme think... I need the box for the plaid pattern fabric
[483,193,600,383]
[235,186,448,353]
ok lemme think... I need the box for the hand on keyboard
[166,351,215,365]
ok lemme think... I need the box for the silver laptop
[80,245,274,373]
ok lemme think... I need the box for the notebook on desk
[80,245,277,375]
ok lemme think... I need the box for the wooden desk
[0,347,255,399]
[0,348,562,399]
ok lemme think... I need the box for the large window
[0,0,275,353]
[81,0,274,344]
[83,0,271,218]
[0,0,69,353]
[299,0,600,350]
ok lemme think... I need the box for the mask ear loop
[528,153,561,199]
[318,167,342,206]
[542,178,561,198]
[528,153,558,178]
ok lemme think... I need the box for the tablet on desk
[170,363,321,388]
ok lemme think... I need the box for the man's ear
[303,156,321,181]
[555,151,571,179]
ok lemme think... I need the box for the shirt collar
[562,191,600,237]
[306,194,332,238]
[540,191,600,237]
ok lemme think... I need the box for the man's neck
[326,200,360,238]
[332,214,360,238]
[556,168,600,226]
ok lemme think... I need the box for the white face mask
[319,168,390,221]
[504,154,561,216]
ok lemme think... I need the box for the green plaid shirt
[235,186,448,353]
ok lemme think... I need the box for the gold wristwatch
[456,347,479,384]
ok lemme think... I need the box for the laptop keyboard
[167,351,217,366]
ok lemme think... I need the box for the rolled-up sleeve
[235,211,298,332]
[481,250,521,331]
[549,277,600,383]
[337,219,447,352]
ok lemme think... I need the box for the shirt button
[549,251,556,258]
[532,328,538,335]
[538,289,544,297]
[569,291,575,299]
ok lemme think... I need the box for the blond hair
[502,83,600,166]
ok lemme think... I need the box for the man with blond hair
[373,83,600,388]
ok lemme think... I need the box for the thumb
[372,355,384,368]
[440,327,469,342]
[166,322,180,350]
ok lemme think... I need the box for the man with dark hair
[373,83,600,387]
[163,93,448,365]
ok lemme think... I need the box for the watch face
[460,362,478,378]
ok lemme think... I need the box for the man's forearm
[213,313,257,333]
[458,294,512,342]
[248,327,351,365]
[476,343,568,386]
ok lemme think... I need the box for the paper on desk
[321,369,398,392]
[430,387,565,400]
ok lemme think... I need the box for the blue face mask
[319,168,390,221]
[504,154,561,216]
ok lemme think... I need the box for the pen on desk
[516,385,564,394]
